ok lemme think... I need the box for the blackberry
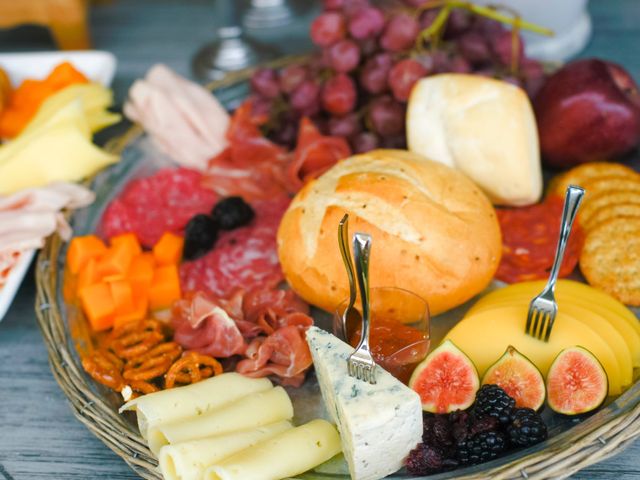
[183,214,219,260]
[211,196,255,230]
[449,410,499,443]
[473,384,515,424]
[423,414,453,447]
[405,444,458,476]
[456,430,508,465]
[508,408,548,447]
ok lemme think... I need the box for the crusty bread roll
[277,149,501,316]
[407,74,542,207]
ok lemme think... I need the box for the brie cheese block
[407,73,542,206]
[306,326,422,480]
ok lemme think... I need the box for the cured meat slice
[179,196,289,298]
[287,117,351,191]
[236,325,313,387]
[496,196,584,283]
[172,292,246,357]
[100,167,218,247]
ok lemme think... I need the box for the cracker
[582,175,640,198]
[579,190,640,225]
[580,217,640,306]
[552,162,640,196]
[584,202,640,231]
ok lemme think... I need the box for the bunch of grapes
[249,0,546,152]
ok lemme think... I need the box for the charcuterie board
[34,61,640,480]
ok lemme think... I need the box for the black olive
[211,196,255,230]
[183,214,219,261]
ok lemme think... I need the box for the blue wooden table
[0,1,639,478]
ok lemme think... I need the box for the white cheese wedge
[406,73,542,207]
[306,326,423,480]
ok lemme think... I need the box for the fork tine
[525,307,535,336]
[535,312,546,340]
[531,308,541,338]
[544,312,556,342]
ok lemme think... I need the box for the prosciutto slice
[171,287,314,386]
[287,117,351,191]
[172,292,246,357]
[236,326,313,387]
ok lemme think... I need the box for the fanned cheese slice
[306,327,422,480]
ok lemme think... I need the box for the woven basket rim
[34,56,640,480]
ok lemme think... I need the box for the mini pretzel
[165,352,223,389]
[123,380,160,400]
[110,319,165,359]
[123,342,183,381]
[82,350,124,391]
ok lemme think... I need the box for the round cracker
[584,202,640,231]
[552,162,639,196]
[582,175,640,198]
[579,190,640,225]
[580,217,640,306]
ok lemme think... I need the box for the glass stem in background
[243,0,295,29]
[191,0,277,82]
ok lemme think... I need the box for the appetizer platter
[30,1,640,479]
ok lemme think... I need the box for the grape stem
[416,0,554,37]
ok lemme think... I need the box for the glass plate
[55,72,640,480]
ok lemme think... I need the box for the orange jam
[349,317,430,384]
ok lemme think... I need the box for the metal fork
[526,185,585,342]
[347,232,377,384]
[338,214,362,340]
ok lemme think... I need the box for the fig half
[482,346,546,411]
[409,339,479,413]
[546,346,608,415]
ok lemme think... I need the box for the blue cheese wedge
[306,326,422,480]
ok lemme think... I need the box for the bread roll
[277,149,501,315]
[407,74,542,206]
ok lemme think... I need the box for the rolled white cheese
[158,421,293,480]
[148,386,294,456]
[119,373,272,438]
[204,419,342,480]
[407,73,542,206]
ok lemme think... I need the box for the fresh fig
[482,346,545,411]
[547,346,608,415]
[409,340,479,413]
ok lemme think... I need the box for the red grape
[521,58,546,97]
[419,10,438,30]
[444,10,471,38]
[457,32,491,64]
[290,80,321,115]
[388,59,427,102]
[450,55,472,73]
[352,131,380,153]
[359,52,393,94]
[491,30,524,67]
[250,68,280,99]
[380,14,420,52]
[278,65,309,94]
[328,112,362,138]
[250,95,273,118]
[381,134,407,149]
[323,0,344,10]
[367,95,405,136]
[357,37,378,57]
[348,7,385,40]
[327,39,361,73]
[342,0,370,16]
[310,12,347,47]
[322,73,357,116]
[271,118,299,147]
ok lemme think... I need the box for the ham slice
[124,64,229,171]
[0,182,94,254]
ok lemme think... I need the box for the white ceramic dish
[0,50,117,322]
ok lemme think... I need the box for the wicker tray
[35,58,640,480]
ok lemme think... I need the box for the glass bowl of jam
[334,287,430,384]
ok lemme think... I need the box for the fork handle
[353,232,372,353]
[547,185,585,290]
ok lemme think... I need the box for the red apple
[534,58,640,167]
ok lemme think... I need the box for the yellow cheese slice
[204,419,341,480]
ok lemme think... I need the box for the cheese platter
[29,0,640,479]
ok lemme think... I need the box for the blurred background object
[242,0,313,30]
[0,0,91,50]
[475,0,591,62]
[192,0,279,81]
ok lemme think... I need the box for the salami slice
[100,168,218,247]
[496,196,584,283]
[179,196,290,297]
